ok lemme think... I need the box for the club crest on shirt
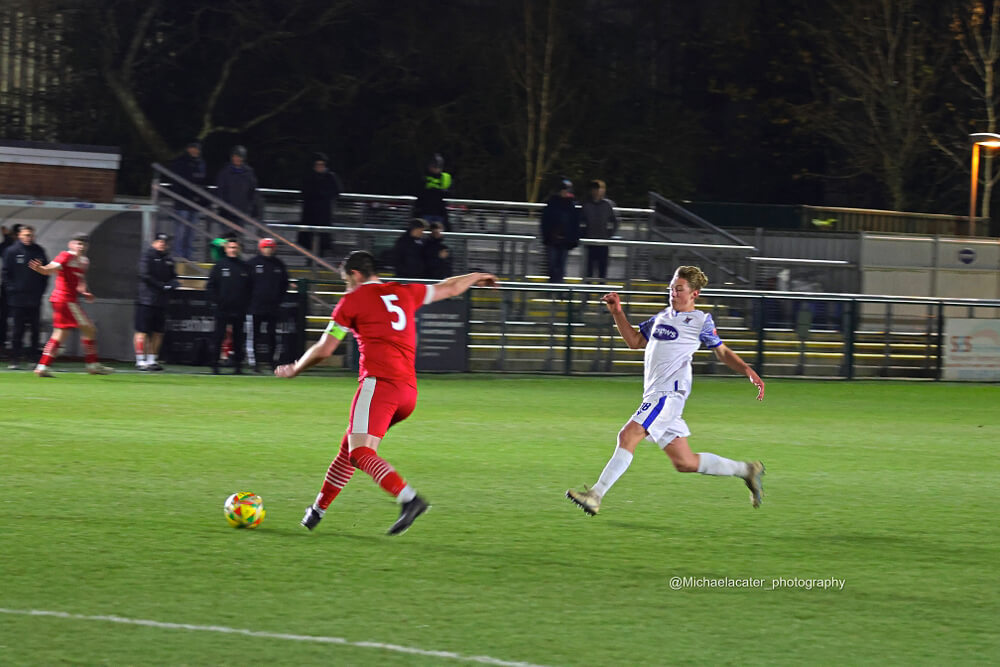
[652,324,679,340]
[684,316,692,324]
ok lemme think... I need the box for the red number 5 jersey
[331,281,434,387]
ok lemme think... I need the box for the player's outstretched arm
[28,259,61,276]
[275,329,342,378]
[602,292,646,349]
[712,343,765,401]
[430,272,498,302]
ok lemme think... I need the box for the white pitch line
[0,608,550,667]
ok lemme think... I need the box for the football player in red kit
[29,233,113,377]
[276,250,497,535]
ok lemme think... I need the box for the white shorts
[630,391,691,448]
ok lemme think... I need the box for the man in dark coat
[169,141,207,259]
[206,238,252,374]
[422,221,452,280]
[246,238,290,372]
[392,219,427,278]
[1,225,48,368]
[215,145,260,234]
[540,177,581,283]
[299,152,343,260]
[134,233,179,371]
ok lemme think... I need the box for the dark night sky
[1,0,993,217]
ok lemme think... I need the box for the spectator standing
[0,224,16,355]
[393,219,427,278]
[580,179,619,281]
[422,221,452,280]
[413,153,452,230]
[299,152,343,260]
[169,140,207,260]
[215,145,260,235]
[134,233,179,371]
[540,177,581,283]
[246,238,290,372]
[1,225,47,369]
[206,239,252,374]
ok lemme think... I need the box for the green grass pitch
[1,371,998,665]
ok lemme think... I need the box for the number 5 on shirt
[381,294,406,331]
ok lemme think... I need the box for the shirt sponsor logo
[652,324,679,340]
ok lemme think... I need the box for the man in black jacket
[299,152,342,260]
[392,219,427,278]
[540,177,581,283]
[422,221,452,280]
[134,233,179,371]
[169,141,207,260]
[246,238,290,372]
[215,145,260,234]
[206,238,252,374]
[1,225,48,369]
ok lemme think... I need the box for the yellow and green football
[223,492,265,529]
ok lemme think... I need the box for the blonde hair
[674,265,708,291]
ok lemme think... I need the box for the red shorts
[52,301,92,330]
[348,377,417,438]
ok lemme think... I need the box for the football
[223,492,266,529]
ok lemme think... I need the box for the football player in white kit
[567,266,766,515]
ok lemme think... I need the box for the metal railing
[266,222,757,289]
[460,284,1000,380]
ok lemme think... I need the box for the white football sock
[311,495,326,517]
[397,485,417,504]
[592,447,634,497]
[146,353,156,365]
[135,352,144,364]
[697,452,750,477]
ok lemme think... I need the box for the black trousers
[249,313,278,368]
[586,245,610,280]
[9,305,41,362]
[0,289,7,351]
[212,312,246,368]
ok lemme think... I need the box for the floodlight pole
[967,132,1000,237]
[970,141,980,237]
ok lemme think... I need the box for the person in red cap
[246,237,290,371]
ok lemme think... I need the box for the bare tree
[931,1,1000,218]
[92,0,350,160]
[506,0,578,202]
[798,0,949,210]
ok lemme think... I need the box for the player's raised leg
[663,436,765,508]
[347,377,428,535]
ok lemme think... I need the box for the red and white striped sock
[38,337,59,367]
[349,446,406,498]
[82,338,98,364]
[135,338,145,363]
[315,435,355,510]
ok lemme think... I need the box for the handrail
[749,256,852,266]
[648,191,753,247]
[157,183,654,215]
[152,162,338,275]
[266,222,755,251]
[267,223,536,242]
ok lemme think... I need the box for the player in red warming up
[29,233,113,377]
